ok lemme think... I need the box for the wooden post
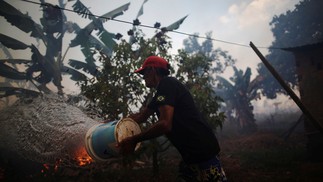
[249,41,323,134]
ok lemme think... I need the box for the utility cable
[19,0,281,50]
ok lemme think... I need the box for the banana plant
[65,0,130,78]
[216,66,263,134]
[68,0,188,79]
[0,0,131,97]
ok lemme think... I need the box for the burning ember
[74,147,93,166]
[39,147,92,177]
[41,159,61,177]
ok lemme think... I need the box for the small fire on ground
[74,147,93,166]
[41,147,93,175]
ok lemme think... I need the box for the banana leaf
[98,29,116,50]
[0,1,45,40]
[165,15,188,31]
[72,0,95,20]
[0,42,13,58]
[0,87,40,98]
[69,28,90,47]
[70,1,129,52]
[232,66,243,80]
[0,62,26,80]
[99,2,130,22]
[72,0,130,29]
[213,87,239,111]
[231,66,252,90]
[0,59,30,64]
[70,27,109,52]
[70,1,130,64]
[243,67,252,83]
[88,35,114,56]
[30,44,46,66]
[82,1,131,34]
[61,66,87,81]
[68,59,97,76]
[129,0,148,43]
[215,75,235,99]
[29,44,60,85]
[70,31,113,57]
[216,75,234,88]
[0,34,30,50]
[150,15,188,41]
[136,0,148,18]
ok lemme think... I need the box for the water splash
[0,94,99,165]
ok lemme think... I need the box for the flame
[40,147,92,175]
[39,148,91,177]
[74,147,93,166]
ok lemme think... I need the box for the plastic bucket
[84,118,141,161]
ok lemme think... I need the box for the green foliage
[80,28,173,120]
[258,0,323,99]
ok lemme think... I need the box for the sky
[0,0,302,114]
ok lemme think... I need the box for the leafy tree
[257,0,323,99]
[80,32,173,119]
[78,2,188,120]
[175,32,235,129]
[77,1,187,173]
[216,66,263,134]
[80,30,174,173]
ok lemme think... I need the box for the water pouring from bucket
[84,117,141,162]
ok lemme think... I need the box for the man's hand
[128,108,154,124]
[117,136,138,156]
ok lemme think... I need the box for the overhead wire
[19,0,280,50]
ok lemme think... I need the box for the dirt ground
[218,131,323,182]
[1,130,323,182]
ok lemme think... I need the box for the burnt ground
[1,130,323,181]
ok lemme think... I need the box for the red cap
[134,56,169,74]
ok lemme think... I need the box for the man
[118,56,227,181]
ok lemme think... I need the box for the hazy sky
[79,0,301,72]
[1,0,301,75]
[0,0,302,113]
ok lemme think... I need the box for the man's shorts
[178,155,227,182]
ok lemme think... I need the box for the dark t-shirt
[148,77,220,164]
